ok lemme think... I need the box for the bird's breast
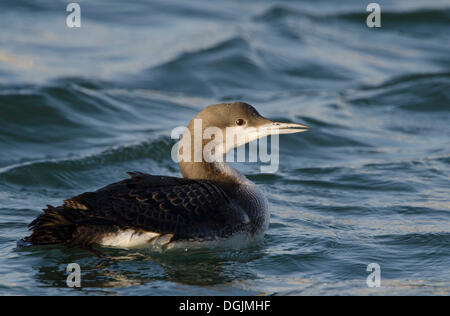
[232,181,270,235]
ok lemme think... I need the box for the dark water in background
[0,0,449,295]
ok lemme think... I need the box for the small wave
[377,232,450,248]
[126,36,250,92]
[255,5,450,31]
[127,35,293,97]
[0,137,176,189]
[253,5,312,22]
[350,72,450,112]
[337,8,450,26]
[285,162,420,193]
[0,81,138,145]
[293,166,341,175]
[284,177,415,193]
[360,72,450,91]
[300,129,371,149]
[433,156,450,165]
[0,0,58,14]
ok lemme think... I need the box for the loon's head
[179,101,308,163]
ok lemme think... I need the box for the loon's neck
[179,160,248,187]
[177,123,249,187]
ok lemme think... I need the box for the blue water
[0,0,449,295]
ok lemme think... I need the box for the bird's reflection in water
[29,243,267,290]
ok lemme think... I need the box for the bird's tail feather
[25,205,75,245]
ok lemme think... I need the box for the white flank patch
[100,230,161,248]
[99,229,265,251]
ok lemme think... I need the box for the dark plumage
[25,172,248,246]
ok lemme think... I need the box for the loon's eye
[235,118,245,126]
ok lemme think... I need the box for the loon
[24,102,307,251]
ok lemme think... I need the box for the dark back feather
[27,172,248,245]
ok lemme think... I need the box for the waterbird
[23,102,308,251]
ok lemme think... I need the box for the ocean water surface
[0,0,449,295]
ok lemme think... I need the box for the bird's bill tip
[260,121,309,135]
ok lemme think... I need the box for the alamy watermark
[65,3,381,29]
[366,263,381,288]
[66,3,81,28]
[366,3,381,28]
[66,263,81,288]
